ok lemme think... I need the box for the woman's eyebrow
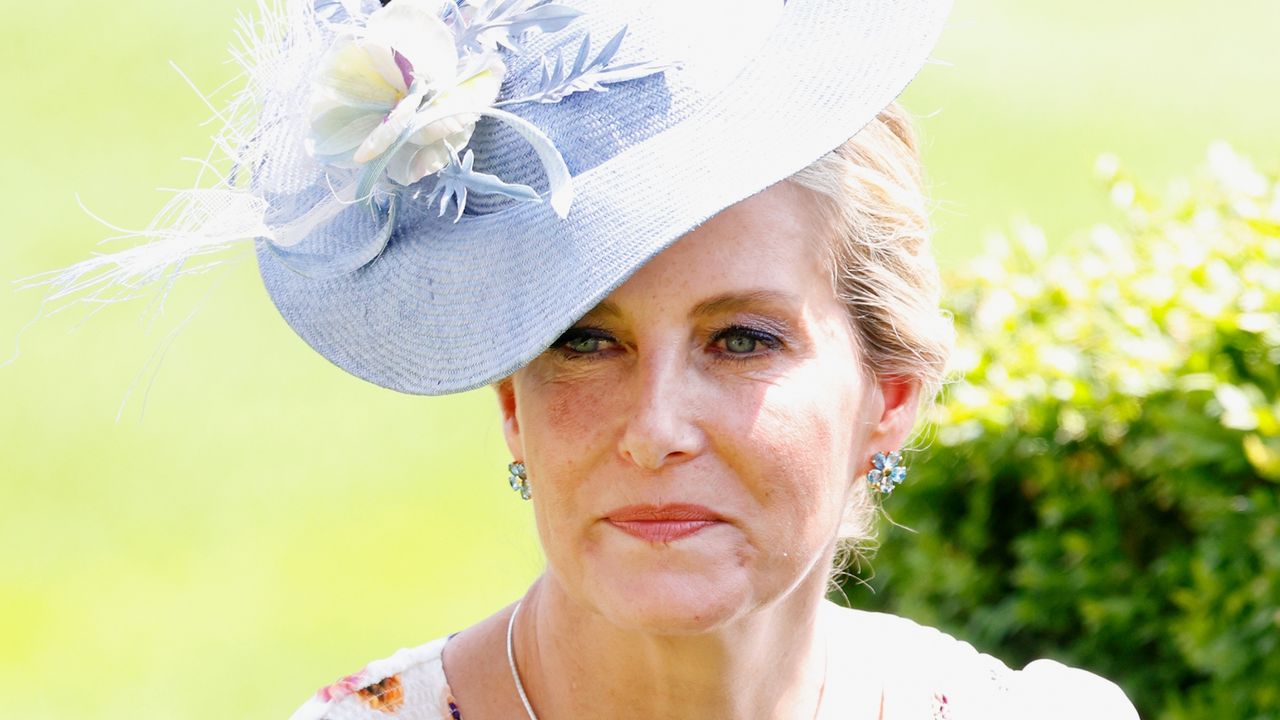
[579,290,801,323]
[689,290,802,318]
[581,301,623,320]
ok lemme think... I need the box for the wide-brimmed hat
[31,0,951,395]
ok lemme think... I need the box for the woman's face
[497,180,916,633]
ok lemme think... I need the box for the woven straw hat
[33,0,952,394]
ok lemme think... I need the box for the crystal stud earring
[867,450,907,495]
[508,461,531,500]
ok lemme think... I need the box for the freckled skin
[448,181,926,720]
[497,180,913,637]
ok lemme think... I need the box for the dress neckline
[435,600,882,720]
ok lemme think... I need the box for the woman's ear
[493,377,523,459]
[865,375,920,457]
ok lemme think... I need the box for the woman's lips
[604,504,722,542]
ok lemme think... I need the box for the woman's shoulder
[821,601,1139,719]
[287,634,461,720]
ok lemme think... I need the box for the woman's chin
[552,523,798,634]
[599,591,744,635]
[582,563,754,635]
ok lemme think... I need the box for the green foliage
[846,144,1280,719]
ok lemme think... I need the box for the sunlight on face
[501,181,883,633]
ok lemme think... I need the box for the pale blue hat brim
[255,0,952,394]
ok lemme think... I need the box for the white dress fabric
[289,601,1139,720]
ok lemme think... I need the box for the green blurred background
[1,1,1276,718]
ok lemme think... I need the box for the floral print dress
[288,604,1138,720]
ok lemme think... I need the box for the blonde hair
[787,102,953,550]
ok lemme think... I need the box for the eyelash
[552,324,784,363]
[710,326,783,362]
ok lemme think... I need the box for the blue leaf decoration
[456,1,583,54]
[504,5,583,36]
[495,25,680,106]
[355,102,573,218]
[425,144,541,222]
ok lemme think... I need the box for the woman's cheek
[749,390,847,532]
[522,365,621,449]
[541,384,599,440]
[521,376,626,538]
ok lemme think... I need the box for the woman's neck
[513,572,831,720]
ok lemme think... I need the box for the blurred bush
[846,144,1280,719]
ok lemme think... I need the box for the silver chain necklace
[506,599,540,720]
[505,599,829,720]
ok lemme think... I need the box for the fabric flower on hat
[308,0,506,186]
[302,0,676,226]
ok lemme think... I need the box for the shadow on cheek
[545,390,587,433]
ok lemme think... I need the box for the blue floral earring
[867,451,908,495]
[508,461,531,500]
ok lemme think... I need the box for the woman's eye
[714,326,781,356]
[564,335,603,353]
[554,327,614,356]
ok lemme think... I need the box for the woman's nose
[616,349,704,471]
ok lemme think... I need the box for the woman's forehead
[582,183,834,319]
